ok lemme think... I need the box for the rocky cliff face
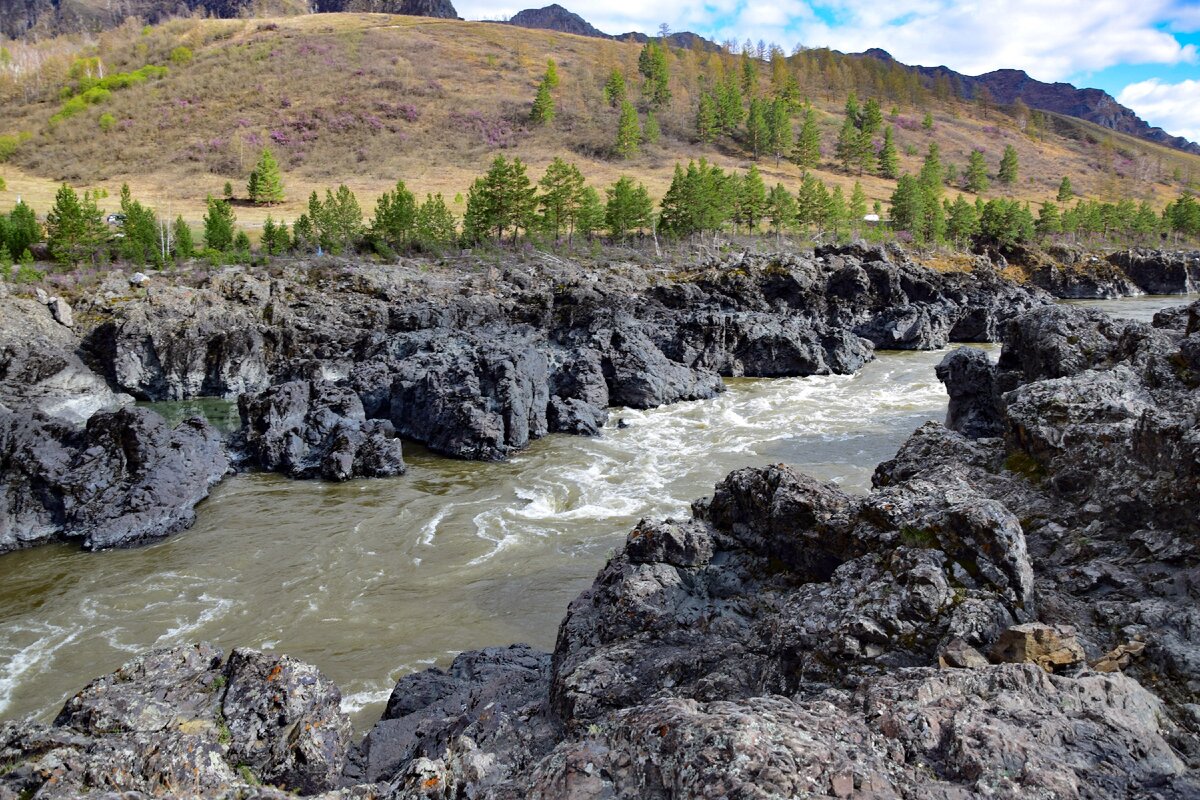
[3,296,1199,797]
[506,4,605,37]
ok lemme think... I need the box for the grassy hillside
[2,13,1199,229]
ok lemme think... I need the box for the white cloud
[454,0,1198,82]
[1117,78,1200,142]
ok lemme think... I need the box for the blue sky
[457,1,1200,142]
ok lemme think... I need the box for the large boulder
[0,405,230,552]
[0,644,351,798]
[235,379,405,480]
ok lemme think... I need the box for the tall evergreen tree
[732,165,767,232]
[574,187,605,239]
[998,144,1019,184]
[171,216,194,259]
[659,159,734,237]
[1057,176,1074,202]
[463,156,537,243]
[745,98,769,158]
[616,100,642,158]
[696,92,719,143]
[889,174,925,241]
[414,193,458,250]
[965,149,989,193]
[849,181,868,223]
[538,157,586,240]
[530,78,555,124]
[46,184,106,266]
[371,179,418,248]
[203,195,237,252]
[643,110,661,145]
[249,147,284,204]
[945,194,979,244]
[766,183,797,236]
[835,115,859,171]
[1036,201,1062,236]
[637,41,671,109]
[878,125,899,179]
[715,72,744,135]
[6,201,41,258]
[544,59,559,89]
[766,97,791,162]
[117,183,159,266]
[321,185,364,254]
[792,106,821,169]
[603,69,626,107]
[740,52,758,96]
[862,98,883,136]
[605,176,653,239]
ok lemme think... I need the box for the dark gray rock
[235,379,405,480]
[1108,249,1200,294]
[0,406,230,552]
[936,346,1004,438]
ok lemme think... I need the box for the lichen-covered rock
[0,644,352,798]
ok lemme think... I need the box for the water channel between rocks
[0,294,1187,731]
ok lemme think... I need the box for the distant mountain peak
[507,4,606,38]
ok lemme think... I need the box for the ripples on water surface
[0,294,1189,730]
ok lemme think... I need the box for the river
[0,294,1189,731]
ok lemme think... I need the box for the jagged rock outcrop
[0,643,351,798]
[0,297,129,425]
[80,246,1048,461]
[1107,249,1200,294]
[234,379,405,480]
[0,405,230,552]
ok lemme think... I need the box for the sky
[457,0,1200,142]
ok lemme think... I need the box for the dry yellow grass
[1,13,1198,231]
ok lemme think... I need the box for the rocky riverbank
[1016,244,1200,298]
[2,296,1198,798]
[1,243,1048,553]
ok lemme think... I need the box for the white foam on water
[339,687,392,715]
[0,625,80,716]
[154,595,234,646]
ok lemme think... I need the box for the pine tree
[117,183,159,266]
[544,59,560,89]
[766,97,791,162]
[827,185,848,237]
[463,156,537,243]
[998,144,1019,184]
[740,52,758,96]
[202,195,236,252]
[862,98,883,136]
[574,187,605,239]
[605,176,653,239]
[715,72,744,135]
[538,157,586,240]
[1036,201,1062,236]
[792,106,821,169]
[849,182,868,223]
[616,100,642,159]
[6,201,40,258]
[603,69,626,107]
[638,41,671,109]
[945,194,980,244]
[530,78,555,124]
[696,92,719,143]
[835,115,859,171]
[965,149,989,193]
[732,165,767,232]
[371,179,418,248]
[414,194,458,250]
[853,127,875,175]
[921,111,934,130]
[172,216,194,259]
[262,216,291,255]
[250,147,284,204]
[46,184,106,266]
[795,173,830,231]
[844,92,860,127]
[323,185,364,253]
[919,143,943,192]
[643,111,661,145]
[878,125,899,179]
[1057,176,1074,202]
[659,159,734,237]
[745,98,769,158]
[766,183,796,236]
[291,214,316,252]
[889,175,926,241]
